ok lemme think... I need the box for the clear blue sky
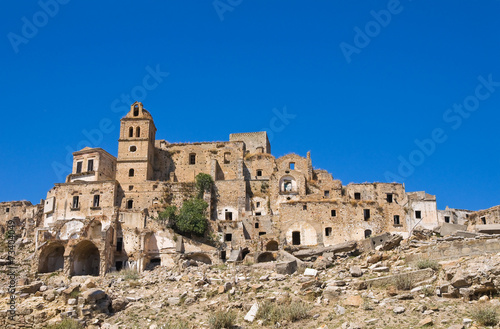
[1,1,499,211]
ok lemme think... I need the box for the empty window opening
[128,185,133,191]
[466,214,469,218]
[72,196,79,209]
[256,169,263,177]
[255,222,259,228]
[258,232,266,236]
[324,190,330,198]
[225,233,232,242]
[444,216,450,223]
[284,181,292,192]
[148,258,161,270]
[129,145,137,152]
[364,209,370,220]
[364,229,372,238]
[6,208,9,213]
[325,227,332,237]
[256,202,261,208]
[129,169,135,177]
[394,215,400,225]
[289,162,295,170]
[136,127,140,137]
[127,200,133,209]
[189,153,196,165]
[220,250,226,260]
[331,209,336,217]
[387,193,393,203]
[133,105,139,116]
[116,237,123,252]
[481,217,486,224]
[93,195,100,208]
[225,211,233,221]
[292,231,301,245]
[415,210,422,219]
[115,261,123,271]
[224,152,231,164]
[129,127,134,137]
[87,159,94,172]
[76,161,82,174]
[303,205,307,210]
[354,192,361,200]
[255,212,261,216]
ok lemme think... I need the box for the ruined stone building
[2,102,497,276]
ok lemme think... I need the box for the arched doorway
[38,243,64,273]
[364,229,372,239]
[71,240,100,276]
[266,240,279,251]
[257,252,276,263]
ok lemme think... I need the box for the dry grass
[415,258,440,271]
[256,299,311,325]
[470,304,499,326]
[208,310,237,329]
[392,274,414,291]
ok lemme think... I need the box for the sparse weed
[392,273,414,291]
[44,318,84,329]
[470,304,499,326]
[415,258,440,271]
[208,310,236,329]
[256,299,311,325]
[120,268,140,281]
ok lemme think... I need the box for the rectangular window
[225,211,233,221]
[331,209,336,217]
[303,205,307,210]
[364,209,370,220]
[289,162,295,170]
[258,232,266,236]
[444,216,450,223]
[324,190,330,198]
[76,161,82,174]
[88,159,94,172]
[93,195,100,207]
[189,154,196,165]
[255,222,259,228]
[6,208,9,213]
[225,233,232,242]
[481,217,486,224]
[415,210,422,219]
[256,169,263,177]
[116,237,123,252]
[256,202,261,208]
[255,212,261,216]
[394,215,400,225]
[325,227,332,236]
[224,152,230,164]
[72,196,79,209]
[354,192,361,200]
[386,193,393,203]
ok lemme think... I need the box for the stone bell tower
[116,102,156,183]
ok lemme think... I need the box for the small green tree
[175,198,209,236]
[195,173,214,199]
[157,205,177,227]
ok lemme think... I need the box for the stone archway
[266,240,279,251]
[71,240,100,276]
[38,243,64,273]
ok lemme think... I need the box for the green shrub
[256,300,311,325]
[195,173,214,199]
[208,310,236,329]
[415,258,440,271]
[471,304,499,326]
[44,318,84,329]
[175,198,208,236]
[392,274,414,291]
[120,269,139,281]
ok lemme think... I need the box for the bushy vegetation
[256,300,311,325]
[44,318,84,329]
[208,310,236,329]
[392,274,414,291]
[470,304,499,326]
[415,258,440,271]
[120,268,140,281]
[195,173,214,199]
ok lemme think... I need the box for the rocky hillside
[3,232,500,328]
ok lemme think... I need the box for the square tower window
[133,105,139,116]
[325,227,332,236]
[225,211,233,221]
[324,190,330,198]
[76,161,82,174]
[225,233,232,242]
[256,169,263,177]
[289,162,295,170]
[386,193,393,203]
[444,216,450,223]
[189,153,196,165]
[354,192,361,200]
[87,159,94,172]
[415,210,422,219]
